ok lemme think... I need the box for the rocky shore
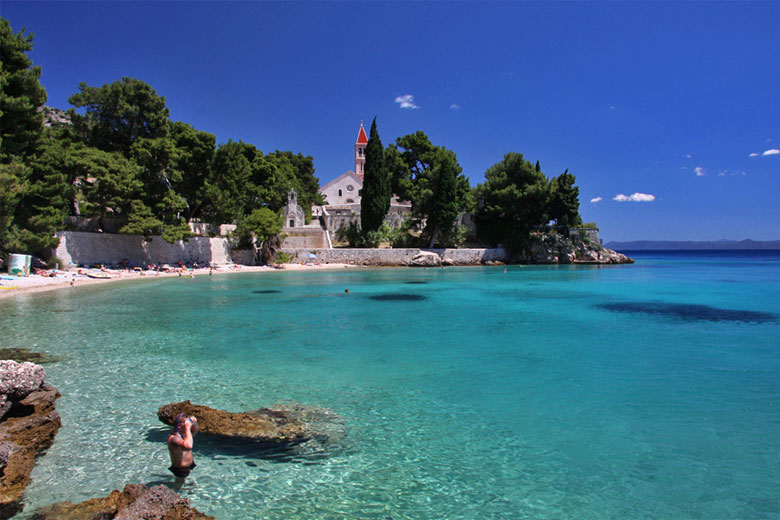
[0,360,61,518]
[32,484,214,520]
[519,232,633,264]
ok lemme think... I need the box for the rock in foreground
[0,360,61,518]
[32,483,214,520]
[158,401,308,444]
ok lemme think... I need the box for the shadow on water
[404,281,428,285]
[252,289,281,294]
[596,302,778,323]
[368,293,427,302]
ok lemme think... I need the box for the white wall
[53,231,233,266]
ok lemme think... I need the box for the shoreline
[0,263,357,300]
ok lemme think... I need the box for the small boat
[85,272,112,280]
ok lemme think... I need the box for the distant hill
[604,239,780,251]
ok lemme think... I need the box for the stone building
[316,122,411,238]
[281,190,330,248]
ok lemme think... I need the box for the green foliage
[277,251,293,264]
[68,77,169,155]
[0,161,29,253]
[335,221,362,247]
[234,207,283,247]
[360,117,391,232]
[119,200,162,240]
[548,169,582,231]
[426,148,461,247]
[386,131,469,246]
[45,255,66,269]
[0,19,48,162]
[474,152,552,251]
[582,222,599,229]
[168,121,216,221]
[335,221,389,248]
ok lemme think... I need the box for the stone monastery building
[319,122,369,206]
[282,122,411,248]
[315,122,411,232]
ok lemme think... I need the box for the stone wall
[280,227,329,249]
[52,231,233,266]
[281,247,507,266]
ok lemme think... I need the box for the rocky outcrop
[37,105,71,128]
[158,401,309,444]
[521,232,633,265]
[408,251,442,267]
[0,361,61,518]
[32,483,214,520]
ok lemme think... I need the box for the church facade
[317,122,411,235]
[319,121,368,206]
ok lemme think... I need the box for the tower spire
[354,120,368,179]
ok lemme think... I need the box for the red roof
[356,124,368,145]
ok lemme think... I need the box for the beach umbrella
[307,253,316,259]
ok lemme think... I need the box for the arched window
[338,189,342,197]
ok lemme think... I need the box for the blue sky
[4,1,779,241]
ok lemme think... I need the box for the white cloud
[609,105,616,110]
[590,197,602,203]
[394,94,419,109]
[449,104,460,110]
[695,166,706,177]
[718,170,727,177]
[750,152,760,157]
[762,148,780,156]
[613,193,656,202]
[685,154,693,158]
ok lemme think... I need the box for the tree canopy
[386,131,470,247]
[474,153,582,250]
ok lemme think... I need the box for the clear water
[2,251,779,519]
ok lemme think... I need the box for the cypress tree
[360,117,390,233]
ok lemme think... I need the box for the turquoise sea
[2,250,779,519]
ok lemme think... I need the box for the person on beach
[167,413,198,481]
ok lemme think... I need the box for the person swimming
[167,413,198,479]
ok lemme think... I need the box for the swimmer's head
[173,413,187,431]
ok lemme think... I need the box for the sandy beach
[0,263,357,300]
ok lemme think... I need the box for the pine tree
[0,19,48,162]
[360,117,390,233]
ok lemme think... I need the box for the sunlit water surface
[2,251,779,519]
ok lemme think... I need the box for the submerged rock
[158,401,308,444]
[0,348,60,365]
[0,360,61,518]
[32,483,214,520]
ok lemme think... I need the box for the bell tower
[354,120,368,180]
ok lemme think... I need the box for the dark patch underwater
[596,302,777,323]
[404,281,428,285]
[253,290,281,294]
